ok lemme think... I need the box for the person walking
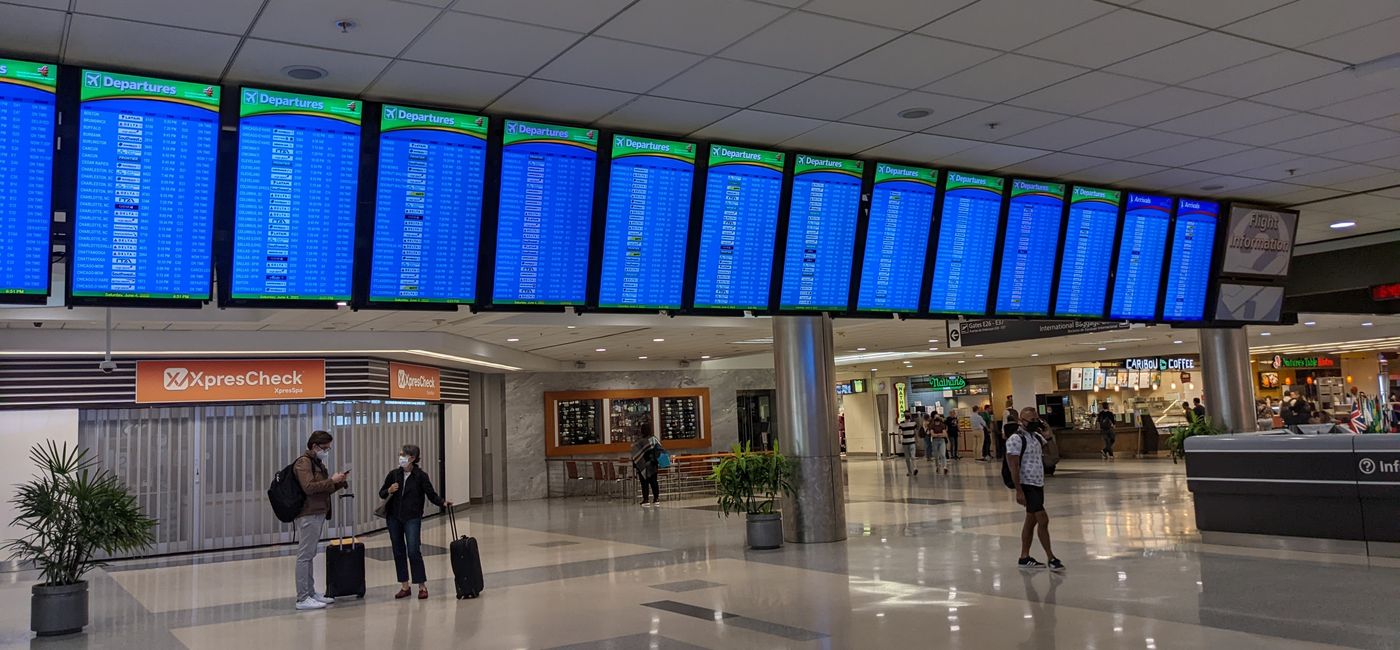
[927,413,949,474]
[971,405,992,461]
[898,411,919,476]
[1000,407,1018,460]
[379,444,451,600]
[1192,397,1207,421]
[1097,403,1116,459]
[631,434,664,507]
[1007,407,1064,572]
[945,411,961,461]
[291,430,348,611]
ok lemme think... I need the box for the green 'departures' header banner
[1071,185,1121,205]
[381,104,487,138]
[709,144,783,172]
[795,153,862,177]
[945,171,1004,192]
[1011,179,1065,199]
[503,119,597,150]
[81,69,219,109]
[612,134,696,163]
[874,162,937,188]
[240,87,361,125]
[0,58,56,91]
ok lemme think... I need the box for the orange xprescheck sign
[136,359,326,404]
[389,362,440,400]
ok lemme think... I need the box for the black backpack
[268,460,307,523]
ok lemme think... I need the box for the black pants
[1101,429,1116,456]
[640,474,660,502]
[948,433,959,458]
[981,431,993,458]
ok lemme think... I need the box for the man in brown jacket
[293,430,347,610]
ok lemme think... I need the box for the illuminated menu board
[72,70,218,301]
[856,163,937,313]
[994,179,1064,317]
[0,58,56,300]
[1162,198,1219,322]
[778,155,863,311]
[493,120,597,306]
[231,88,361,301]
[597,134,696,310]
[928,171,1003,315]
[368,105,487,304]
[692,144,784,311]
[1054,186,1120,319]
[1109,192,1172,320]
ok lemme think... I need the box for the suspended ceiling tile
[1300,15,1400,65]
[364,61,521,110]
[752,76,903,121]
[1273,125,1400,157]
[0,4,65,60]
[1127,168,1218,192]
[1186,147,1301,175]
[1074,160,1168,184]
[690,109,825,146]
[68,15,241,80]
[596,0,787,55]
[720,12,899,74]
[487,79,634,123]
[1235,156,1348,182]
[252,0,441,57]
[1215,113,1351,147]
[842,91,989,131]
[999,117,1134,152]
[451,0,633,32]
[830,34,998,90]
[1312,89,1400,124]
[225,39,391,95]
[649,59,809,108]
[781,122,904,155]
[938,142,1050,170]
[857,133,981,164]
[1222,0,1400,47]
[596,96,735,135]
[1017,10,1202,69]
[1007,71,1161,115]
[1253,72,1394,112]
[404,12,582,76]
[1083,86,1232,127]
[1182,51,1341,98]
[1133,138,1252,167]
[1152,101,1293,137]
[925,53,1086,104]
[1128,0,1293,28]
[1106,32,1279,85]
[535,37,703,94]
[920,0,1112,51]
[925,104,1066,141]
[802,0,973,30]
[73,0,264,33]
[995,152,1108,179]
[1067,129,1196,159]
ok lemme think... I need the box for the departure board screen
[493,120,597,306]
[231,88,361,301]
[1054,186,1120,319]
[777,155,863,311]
[928,171,1004,315]
[72,70,218,301]
[368,105,488,304]
[1109,192,1172,320]
[597,134,696,310]
[856,163,937,313]
[994,179,1064,317]
[1162,198,1219,322]
[0,58,56,300]
[693,144,784,311]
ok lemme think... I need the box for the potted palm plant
[709,443,796,550]
[1168,415,1226,463]
[6,441,156,637]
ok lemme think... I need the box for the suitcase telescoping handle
[338,493,355,543]
[448,501,460,540]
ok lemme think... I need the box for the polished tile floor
[3,457,1398,649]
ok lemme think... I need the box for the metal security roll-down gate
[79,401,444,556]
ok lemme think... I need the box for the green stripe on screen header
[874,162,937,188]
[0,58,56,91]
[380,104,487,138]
[794,154,862,177]
[503,119,598,150]
[708,144,783,172]
[944,171,1004,192]
[1071,185,1121,205]
[612,134,696,163]
[81,69,218,108]
[239,87,360,124]
[1011,179,1065,199]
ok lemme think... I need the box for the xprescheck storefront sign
[136,359,326,403]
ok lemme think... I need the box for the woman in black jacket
[379,444,451,600]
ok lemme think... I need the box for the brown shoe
[394,587,412,600]
[418,587,429,600]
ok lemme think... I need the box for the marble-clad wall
[502,369,775,501]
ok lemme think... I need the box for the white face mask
[316,449,330,461]
[398,455,410,468]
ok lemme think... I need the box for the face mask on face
[316,449,330,461]
[398,455,410,468]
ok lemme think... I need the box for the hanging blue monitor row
[0,59,1252,323]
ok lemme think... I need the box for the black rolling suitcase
[324,493,366,599]
[448,507,484,599]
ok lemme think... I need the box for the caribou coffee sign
[1123,357,1196,372]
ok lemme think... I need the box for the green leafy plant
[1167,416,1226,463]
[709,443,796,516]
[5,441,156,586]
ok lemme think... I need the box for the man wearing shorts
[1006,406,1064,572]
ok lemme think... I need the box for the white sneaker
[296,597,328,611]
[313,593,335,605]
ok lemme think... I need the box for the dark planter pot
[32,581,88,637]
[745,512,783,550]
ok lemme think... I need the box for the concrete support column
[772,315,847,544]
[1199,328,1257,433]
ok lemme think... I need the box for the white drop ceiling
[1,0,1397,243]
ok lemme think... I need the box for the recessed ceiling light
[594,348,606,352]
[335,301,347,307]
[928,339,937,343]
[653,338,665,342]
[1200,184,1225,191]
[929,347,938,351]
[857,347,867,351]
[282,65,327,80]
[700,355,711,359]
[1304,321,1316,326]
[974,354,984,358]
[507,338,519,342]
[638,356,648,359]
[957,360,966,364]
[1260,332,1271,336]
[871,367,879,371]
[567,325,577,329]
[1097,347,1107,351]
[1362,322,1374,327]
[1031,353,1039,357]
[898,107,932,119]
[1173,340,1183,344]
[1330,221,1357,229]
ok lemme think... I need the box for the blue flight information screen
[0,58,56,300]
[493,120,597,306]
[994,179,1064,316]
[1054,186,1121,319]
[232,88,361,301]
[928,171,1004,315]
[72,70,218,301]
[369,105,488,304]
[778,155,864,311]
[1162,198,1219,322]
[856,163,937,313]
[1109,193,1172,320]
[597,135,696,310]
[693,144,785,311]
